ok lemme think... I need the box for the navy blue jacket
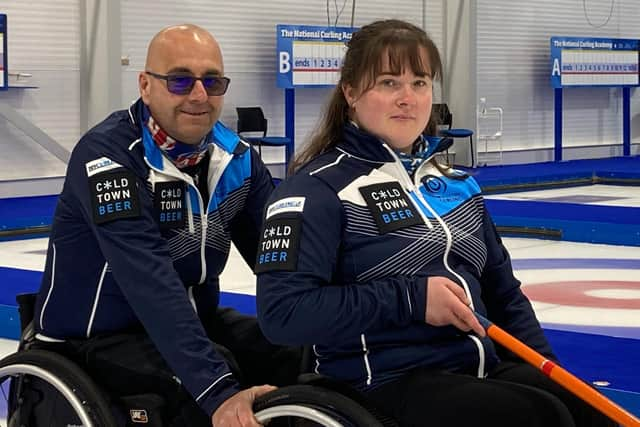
[35,99,274,415]
[256,123,553,390]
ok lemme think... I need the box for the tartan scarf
[144,106,212,169]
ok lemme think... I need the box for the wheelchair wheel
[253,384,384,427]
[0,349,118,427]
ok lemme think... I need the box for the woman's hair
[292,19,443,171]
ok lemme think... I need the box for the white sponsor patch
[85,157,123,177]
[130,409,149,423]
[266,196,306,219]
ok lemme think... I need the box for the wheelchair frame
[0,293,391,426]
[0,349,117,426]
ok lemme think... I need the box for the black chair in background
[432,103,475,167]
[236,107,294,175]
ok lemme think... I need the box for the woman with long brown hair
[256,19,614,427]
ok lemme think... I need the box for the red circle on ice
[522,281,640,309]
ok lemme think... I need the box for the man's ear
[139,72,151,103]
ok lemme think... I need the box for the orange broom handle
[475,313,640,427]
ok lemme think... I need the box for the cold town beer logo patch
[359,182,422,234]
[89,170,141,224]
[154,181,186,229]
[255,216,302,272]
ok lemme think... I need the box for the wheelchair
[0,294,396,426]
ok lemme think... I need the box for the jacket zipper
[197,149,234,284]
[191,184,207,284]
[185,190,195,233]
[142,120,241,285]
[383,145,433,230]
[347,141,487,377]
[412,160,486,378]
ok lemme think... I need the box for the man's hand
[211,385,277,427]
[425,276,486,337]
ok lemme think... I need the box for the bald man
[33,24,298,426]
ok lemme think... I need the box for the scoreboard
[550,37,639,88]
[550,36,639,160]
[277,24,357,88]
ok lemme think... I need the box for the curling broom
[475,312,640,427]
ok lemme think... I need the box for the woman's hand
[425,276,486,337]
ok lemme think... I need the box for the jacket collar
[336,122,449,164]
[337,122,396,163]
[129,98,243,171]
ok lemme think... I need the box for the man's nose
[188,79,209,101]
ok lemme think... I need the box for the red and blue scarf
[144,105,212,169]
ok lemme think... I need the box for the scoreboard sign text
[550,36,639,88]
[277,24,357,88]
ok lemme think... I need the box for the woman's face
[343,48,433,153]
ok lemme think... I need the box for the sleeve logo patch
[358,181,422,234]
[266,197,306,219]
[255,216,301,273]
[85,157,123,177]
[154,181,186,230]
[89,170,141,224]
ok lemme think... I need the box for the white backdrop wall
[0,1,79,193]
[120,0,443,170]
[1,0,442,194]
[476,0,640,163]
[6,1,640,196]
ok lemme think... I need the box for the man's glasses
[145,71,231,96]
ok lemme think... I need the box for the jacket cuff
[198,375,243,417]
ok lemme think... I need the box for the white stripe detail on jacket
[360,333,373,386]
[188,286,198,313]
[35,333,65,343]
[196,372,233,402]
[128,104,136,124]
[39,243,56,330]
[335,147,386,164]
[312,345,321,374]
[128,138,141,151]
[86,262,108,338]
[405,287,413,316]
[469,335,486,378]
[309,153,346,175]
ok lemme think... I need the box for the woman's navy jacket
[256,124,553,390]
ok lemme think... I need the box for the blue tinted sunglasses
[145,71,230,96]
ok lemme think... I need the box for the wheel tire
[0,349,118,427]
[253,384,384,426]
